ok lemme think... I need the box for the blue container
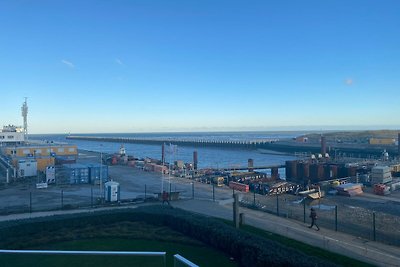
[63,163,90,184]
[88,163,108,184]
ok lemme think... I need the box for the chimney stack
[248,159,254,172]
[193,151,198,170]
[161,143,165,165]
[321,136,326,155]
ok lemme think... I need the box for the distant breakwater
[66,135,282,150]
[66,135,395,157]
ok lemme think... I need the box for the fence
[240,192,400,246]
[1,175,400,247]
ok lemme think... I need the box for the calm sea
[30,132,302,174]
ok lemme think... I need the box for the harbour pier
[66,135,280,150]
[66,135,397,157]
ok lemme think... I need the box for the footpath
[172,199,400,267]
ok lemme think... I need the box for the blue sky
[1,0,399,134]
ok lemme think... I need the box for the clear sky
[1,0,399,134]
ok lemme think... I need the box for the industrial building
[1,144,78,173]
[0,99,80,181]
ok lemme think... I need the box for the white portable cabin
[17,159,37,178]
[104,181,120,202]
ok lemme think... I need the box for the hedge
[0,205,339,267]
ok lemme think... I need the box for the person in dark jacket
[308,208,320,231]
[162,191,170,205]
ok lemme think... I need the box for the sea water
[30,132,301,175]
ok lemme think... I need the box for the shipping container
[229,181,249,192]
[62,163,89,184]
[87,163,108,184]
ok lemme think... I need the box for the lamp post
[100,144,103,201]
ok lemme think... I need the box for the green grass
[0,224,238,267]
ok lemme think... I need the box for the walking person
[308,208,320,231]
[162,191,170,205]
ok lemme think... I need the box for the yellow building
[369,138,396,145]
[2,144,77,171]
[3,144,78,157]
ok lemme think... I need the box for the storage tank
[338,165,348,178]
[309,164,318,182]
[309,164,324,183]
[290,160,298,180]
[105,181,120,202]
[271,167,279,180]
[295,161,310,181]
[348,166,357,177]
[285,160,298,181]
[330,165,338,179]
[297,162,305,180]
[324,164,338,180]
[303,162,310,179]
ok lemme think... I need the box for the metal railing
[173,254,199,267]
[0,250,167,266]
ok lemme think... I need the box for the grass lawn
[0,221,238,267]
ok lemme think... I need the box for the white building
[0,125,25,144]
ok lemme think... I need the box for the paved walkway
[172,198,400,267]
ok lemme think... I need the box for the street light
[100,144,103,201]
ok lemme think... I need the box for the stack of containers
[371,166,392,185]
[63,163,89,184]
[87,163,108,184]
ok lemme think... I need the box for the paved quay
[172,198,400,267]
